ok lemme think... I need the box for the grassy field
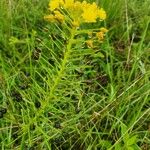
[0,0,150,149]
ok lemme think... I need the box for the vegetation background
[0,0,150,149]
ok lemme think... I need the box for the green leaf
[87,144,93,150]
[93,52,104,58]
[97,140,112,149]
[121,123,129,143]
[127,135,137,146]
[131,144,141,150]
[127,146,135,150]
[115,143,122,150]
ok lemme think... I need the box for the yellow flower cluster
[44,11,64,22]
[86,27,108,48]
[44,0,107,25]
[96,27,108,41]
[81,1,106,23]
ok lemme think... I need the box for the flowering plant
[44,0,108,48]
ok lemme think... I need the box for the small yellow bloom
[54,11,65,22]
[49,0,64,11]
[86,40,94,48]
[97,8,106,20]
[81,1,88,8]
[70,2,83,25]
[96,31,104,40]
[64,0,74,9]
[72,1,82,14]
[82,3,98,23]
[82,11,97,23]
[100,27,108,33]
[74,1,82,9]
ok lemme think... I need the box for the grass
[0,0,150,149]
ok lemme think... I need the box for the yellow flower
[74,1,82,9]
[70,1,83,22]
[81,1,88,8]
[86,40,94,48]
[82,2,98,23]
[100,27,108,33]
[54,11,65,22]
[46,0,107,26]
[72,1,82,14]
[82,11,97,23]
[49,0,64,11]
[96,31,104,40]
[64,0,74,9]
[97,8,106,20]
